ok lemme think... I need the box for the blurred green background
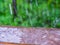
[0,0,60,28]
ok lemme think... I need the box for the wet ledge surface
[0,27,60,45]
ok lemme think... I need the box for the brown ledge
[0,26,60,45]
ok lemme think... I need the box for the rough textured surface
[0,26,60,45]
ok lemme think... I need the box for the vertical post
[12,0,17,21]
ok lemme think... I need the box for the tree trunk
[12,0,17,21]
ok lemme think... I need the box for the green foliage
[0,0,60,28]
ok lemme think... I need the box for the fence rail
[0,26,60,45]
